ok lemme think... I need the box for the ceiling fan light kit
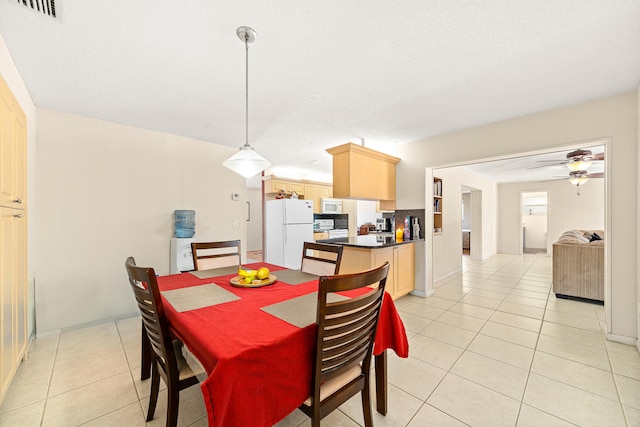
[565,159,593,171]
[223,26,272,179]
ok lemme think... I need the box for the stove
[328,229,348,239]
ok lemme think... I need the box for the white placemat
[261,292,348,328]
[162,283,240,312]
[188,266,239,279]
[272,269,319,285]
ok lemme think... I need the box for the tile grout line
[39,333,61,427]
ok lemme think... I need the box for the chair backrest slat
[311,262,389,391]
[191,240,241,271]
[125,257,178,378]
[301,242,344,275]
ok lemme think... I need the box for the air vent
[16,0,56,18]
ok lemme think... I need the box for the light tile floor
[1,253,639,426]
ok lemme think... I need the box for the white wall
[461,192,470,230]
[522,215,547,250]
[396,91,638,342]
[35,109,247,333]
[499,179,605,254]
[0,34,37,339]
[356,200,382,227]
[246,188,263,251]
[431,167,498,282]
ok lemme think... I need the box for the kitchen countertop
[317,235,424,248]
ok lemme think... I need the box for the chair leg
[166,383,180,427]
[141,322,152,380]
[146,362,160,421]
[362,387,373,427]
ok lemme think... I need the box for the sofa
[552,229,604,302]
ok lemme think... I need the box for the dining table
[145,262,409,426]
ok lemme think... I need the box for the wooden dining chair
[299,262,390,427]
[124,257,199,427]
[191,240,241,271]
[301,242,344,275]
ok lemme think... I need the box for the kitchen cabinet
[377,200,396,212]
[265,178,293,194]
[0,76,27,210]
[321,186,332,199]
[264,177,306,195]
[305,184,321,213]
[290,182,305,195]
[327,143,400,201]
[307,184,333,212]
[263,176,332,213]
[339,243,415,300]
[434,177,442,234]
[0,75,28,404]
[0,207,27,402]
[313,232,329,241]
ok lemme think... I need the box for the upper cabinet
[0,75,27,210]
[326,143,399,202]
[263,176,332,213]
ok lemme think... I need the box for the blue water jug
[174,210,195,238]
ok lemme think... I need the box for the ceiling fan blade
[527,162,565,170]
[586,172,604,178]
[590,153,605,161]
[538,177,567,182]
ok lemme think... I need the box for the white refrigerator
[265,199,314,269]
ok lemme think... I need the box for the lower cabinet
[313,232,329,241]
[339,243,415,299]
[0,206,27,402]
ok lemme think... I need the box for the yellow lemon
[256,267,270,280]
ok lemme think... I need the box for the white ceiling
[0,1,638,185]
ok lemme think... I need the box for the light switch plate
[231,193,240,201]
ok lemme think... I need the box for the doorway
[461,190,470,255]
[521,191,548,254]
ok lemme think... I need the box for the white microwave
[321,198,342,214]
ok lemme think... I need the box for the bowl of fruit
[230,266,276,288]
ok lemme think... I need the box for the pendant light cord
[244,35,250,148]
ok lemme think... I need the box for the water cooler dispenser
[170,237,195,274]
[170,210,196,273]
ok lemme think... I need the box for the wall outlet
[231,193,240,201]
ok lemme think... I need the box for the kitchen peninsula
[317,235,420,299]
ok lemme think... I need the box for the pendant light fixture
[223,26,271,178]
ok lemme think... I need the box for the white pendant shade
[223,26,271,178]
[223,145,272,178]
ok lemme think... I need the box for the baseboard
[36,312,140,339]
[605,332,637,347]
[35,328,61,339]
[410,289,434,298]
[434,268,462,284]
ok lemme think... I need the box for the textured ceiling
[0,1,638,185]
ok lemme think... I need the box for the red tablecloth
[157,263,408,427]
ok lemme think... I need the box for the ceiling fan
[549,169,604,195]
[529,148,605,171]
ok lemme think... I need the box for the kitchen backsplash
[395,209,425,240]
[313,213,349,230]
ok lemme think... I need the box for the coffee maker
[376,217,393,232]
